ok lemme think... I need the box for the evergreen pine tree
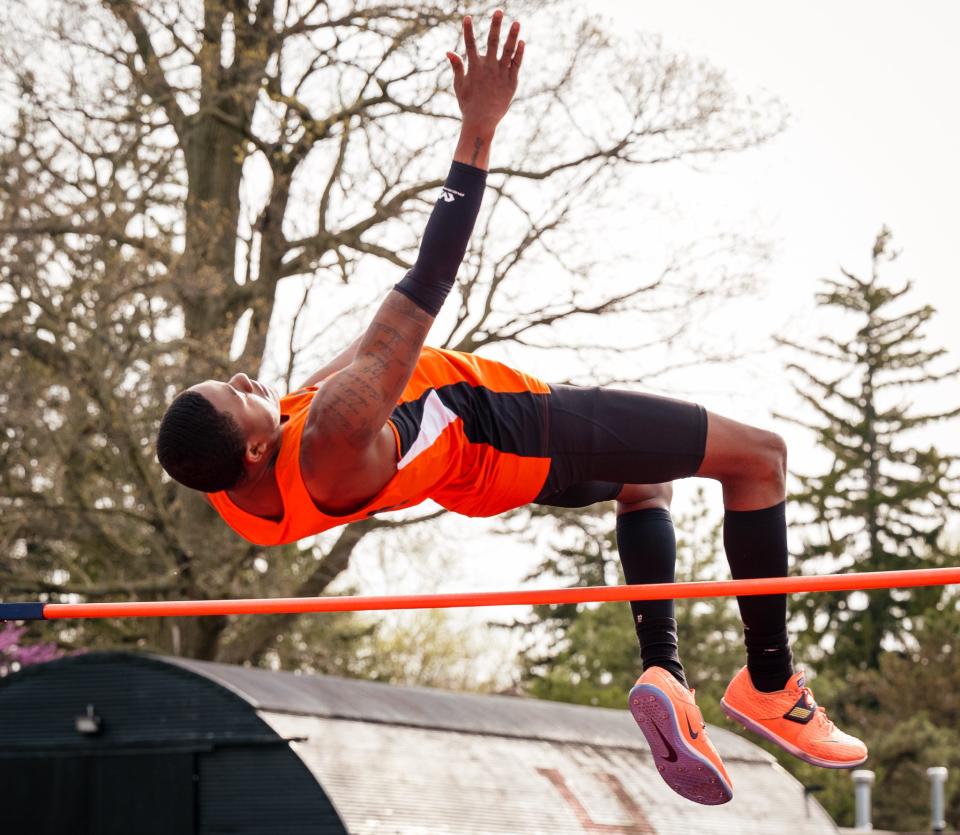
[778,228,959,670]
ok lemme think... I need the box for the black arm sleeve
[393,161,487,317]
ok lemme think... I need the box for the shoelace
[687,688,707,729]
[803,687,836,733]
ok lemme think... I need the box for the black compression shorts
[533,384,708,509]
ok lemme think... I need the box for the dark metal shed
[0,652,840,834]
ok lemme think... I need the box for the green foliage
[779,228,960,670]
[524,597,639,708]
[235,608,378,677]
[767,593,960,831]
[762,230,960,830]
[360,609,517,692]
[838,594,960,830]
[258,606,517,693]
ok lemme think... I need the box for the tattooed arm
[300,11,524,507]
[307,294,433,454]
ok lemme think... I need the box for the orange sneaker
[720,667,868,768]
[628,667,733,805]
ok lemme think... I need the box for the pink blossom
[0,622,66,677]
[0,623,25,653]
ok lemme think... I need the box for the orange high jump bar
[2,566,959,621]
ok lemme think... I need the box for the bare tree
[0,0,782,665]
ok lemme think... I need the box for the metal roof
[166,655,841,834]
[2,653,841,834]
[167,655,762,762]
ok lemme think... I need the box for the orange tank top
[208,347,552,546]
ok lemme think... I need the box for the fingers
[508,40,525,81]
[500,20,520,66]
[486,9,503,58]
[446,52,465,89]
[463,10,521,70]
[463,15,479,64]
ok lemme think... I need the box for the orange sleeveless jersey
[208,347,552,546]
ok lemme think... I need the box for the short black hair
[156,391,246,492]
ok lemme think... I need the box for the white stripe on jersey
[397,389,459,470]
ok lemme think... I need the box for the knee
[755,430,787,489]
[617,482,673,514]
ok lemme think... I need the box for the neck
[235,428,283,495]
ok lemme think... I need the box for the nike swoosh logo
[686,716,700,739]
[652,723,679,762]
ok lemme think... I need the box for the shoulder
[297,378,387,469]
[282,385,319,410]
[299,419,398,513]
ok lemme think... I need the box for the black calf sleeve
[723,501,794,691]
[617,508,687,687]
[393,162,487,316]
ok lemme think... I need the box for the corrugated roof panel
[262,713,839,835]
[166,657,764,762]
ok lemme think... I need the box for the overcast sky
[594,0,960,395]
[346,1,960,642]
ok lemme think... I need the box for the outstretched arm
[302,11,524,482]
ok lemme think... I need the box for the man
[157,11,866,806]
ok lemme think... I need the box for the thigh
[616,482,673,513]
[534,479,622,509]
[534,384,708,499]
[695,409,783,480]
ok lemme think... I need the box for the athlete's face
[189,373,282,453]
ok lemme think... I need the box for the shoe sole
[629,683,733,805]
[720,698,868,769]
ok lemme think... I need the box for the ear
[245,440,269,465]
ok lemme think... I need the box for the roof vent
[75,704,102,736]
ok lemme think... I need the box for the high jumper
[155,10,866,806]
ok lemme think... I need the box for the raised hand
[447,9,524,167]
